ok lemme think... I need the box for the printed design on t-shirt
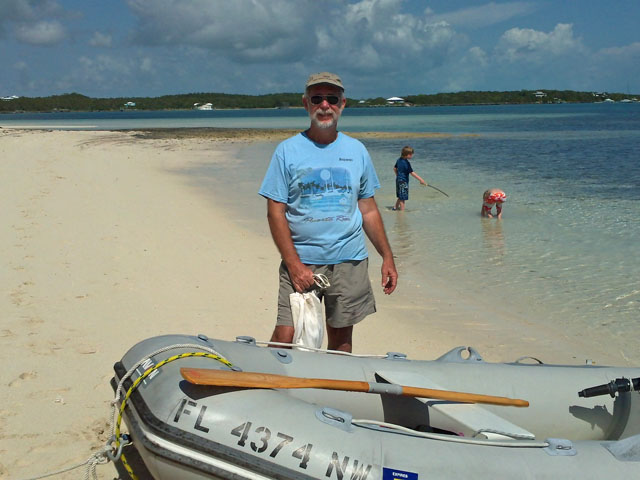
[298,167,353,219]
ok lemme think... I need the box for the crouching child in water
[481,188,506,219]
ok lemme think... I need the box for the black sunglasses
[309,95,341,105]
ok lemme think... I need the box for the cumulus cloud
[314,5,461,77]
[90,31,113,48]
[495,23,586,62]
[0,0,63,22]
[14,20,66,45]
[467,46,489,68]
[63,54,143,94]
[0,0,68,44]
[5,0,635,98]
[596,41,640,59]
[589,42,640,91]
[425,1,538,29]
[140,57,154,73]
[126,0,320,62]
[124,0,465,92]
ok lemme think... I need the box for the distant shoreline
[1,89,637,114]
[2,100,639,116]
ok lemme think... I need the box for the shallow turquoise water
[183,104,640,361]
[5,103,639,359]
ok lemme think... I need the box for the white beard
[310,109,338,129]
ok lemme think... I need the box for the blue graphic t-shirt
[394,157,413,183]
[259,132,380,264]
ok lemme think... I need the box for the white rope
[83,446,112,480]
[313,273,330,289]
[255,340,388,358]
[109,342,228,438]
[472,428,536,440]
[16,342,228,480]
[13,339,412,479]
[16,444,111,480]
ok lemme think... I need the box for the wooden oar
[180,368,529,407]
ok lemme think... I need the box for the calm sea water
[4,104,639,360]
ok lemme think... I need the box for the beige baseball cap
[305,72,344,91]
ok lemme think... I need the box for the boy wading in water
[393,146,427,211]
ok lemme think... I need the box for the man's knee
[327,325,353,352]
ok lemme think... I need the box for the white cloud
[15,20,66,45]
[589,42,640,91]
[427,46,490,93]
[467,46,489,68]
[78,54,132,77]
[4,0,635,98]
[56,54,141,94]
[0,0,63,22]
[596,41,640,58]
[90,32,112,48]
[426,1,538,29]
[1,0,71,45]
[140,57,154,73]
[124,0,464,71]
[495,23,586,62]
[126,0,319,62]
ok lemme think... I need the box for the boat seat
[375,370,535,440]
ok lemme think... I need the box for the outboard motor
[578,377,640,398]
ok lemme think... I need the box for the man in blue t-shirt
[259,72,398,352]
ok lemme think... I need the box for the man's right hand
[287,262,316,292]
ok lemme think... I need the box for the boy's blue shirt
[259,132,380,264]
[394,157,413,183]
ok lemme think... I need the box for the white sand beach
[0,128,629,479]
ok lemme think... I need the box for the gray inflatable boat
[111,334,640,479]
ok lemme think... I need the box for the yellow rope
[119,451,138,480]
[116,352,234,480]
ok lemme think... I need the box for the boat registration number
[231,421,373,479]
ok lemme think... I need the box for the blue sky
[1,0,639,98]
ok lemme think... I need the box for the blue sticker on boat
[383,467,418,479]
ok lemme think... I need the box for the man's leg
[269,325,295,347]
[270,261,300,348]
[326,325,353,352]
[324,260,374,353]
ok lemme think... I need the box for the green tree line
[0,89,636,113]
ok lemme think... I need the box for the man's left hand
[381,258,398,294]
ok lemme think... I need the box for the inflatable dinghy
[111,334,640,479]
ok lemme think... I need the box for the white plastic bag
[290,290,325,350]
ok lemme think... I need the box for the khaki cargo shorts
[276,259,376,329]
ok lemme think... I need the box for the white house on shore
[386,96,405,104]
[193,102,213,110]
